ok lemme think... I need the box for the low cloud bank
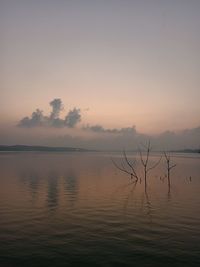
[48,126,200,150]
[1,124,199,150]
[16,98,200,150]
[83,125,137,135]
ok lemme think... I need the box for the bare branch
[147,156,162,172]
[123,150,139,180]
[139,148,145,166]
[169,164,176,170]
[140,140,152,151]
[164,151,168,161]
[121,161,129,173]
[111,158,132,176]
[145,142,150,166]
[111,156,139,181]
[163,151,177,189]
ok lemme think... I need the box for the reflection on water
[19,166,79,210]
[64,171,79,206]
[21,170,41,201]
[0,152,200,267]
[47,171,59,211]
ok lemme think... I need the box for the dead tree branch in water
[139,140,162,191]
[111,150,139,182]
[164,151,176,189]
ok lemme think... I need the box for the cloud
[83,124,137,135]
[18,99,81,128]
[44,126,199,150]
[49,98,63,120]
[65,108,81,128]
[18,109,47,128]
[16,98,200,150]
[155,126,200,150]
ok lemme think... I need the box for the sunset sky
[0,0,200,149]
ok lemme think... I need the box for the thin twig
[147,156,162,172]
[123,150,139,180]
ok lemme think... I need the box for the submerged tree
[139,141,162,191]
[164,151,176,189]
[112,141,162,190]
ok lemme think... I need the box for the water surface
[0,152,200,266]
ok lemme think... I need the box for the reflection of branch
[167,184,171,200]
[123,181,138,212]
[110,180,136,201]
[144,189,152,222]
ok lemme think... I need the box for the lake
[0,152,200,266]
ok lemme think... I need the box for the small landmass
[0,145,92,152]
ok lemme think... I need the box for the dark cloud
[18,99,81,128]
[83,125,137,135]
[18,109,47,128]
[65,108,81,128]
[49,99,63,120]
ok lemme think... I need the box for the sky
[0,0,200,149]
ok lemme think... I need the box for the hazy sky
[0,0,200,149]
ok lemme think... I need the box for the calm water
[0,152,200,267]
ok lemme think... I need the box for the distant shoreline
[0,145,199,153]
[170,149,200,154]
[0,145,93,152]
